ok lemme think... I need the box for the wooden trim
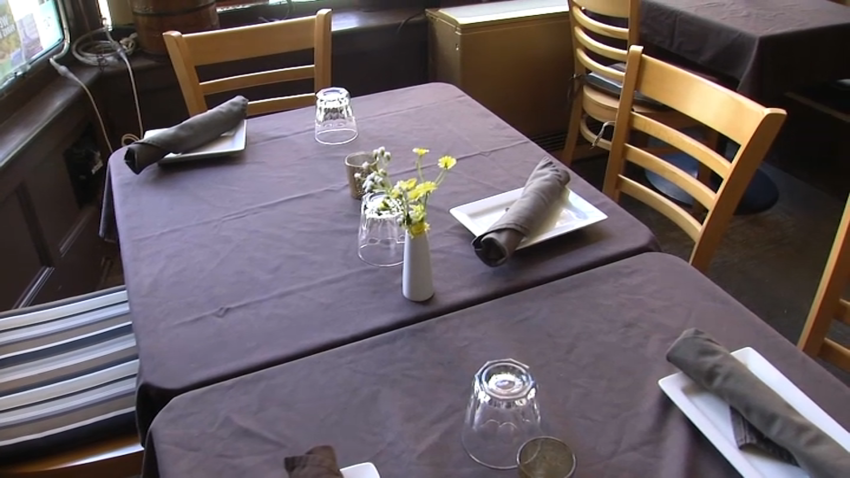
[200,66,316,95]
[0,434,142,478]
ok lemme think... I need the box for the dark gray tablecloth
[642,0,850,102]
[109,83,658,437]
[143,253,850,478]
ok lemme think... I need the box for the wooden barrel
[130,0,220,56]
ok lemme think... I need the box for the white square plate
[143,119,248,165]
[449,186,607,249]
[658,347,850,478]
[341,462,379,478]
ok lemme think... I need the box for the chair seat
[0,287,141,475]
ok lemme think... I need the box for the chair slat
[821,339,850,371]
[634,54,772,145]
[247,94,316,116]
[571,0,631,18]
[184,16,317,66]
[201,65,315,95]
[623,144,716,209]
[570,7,629,40]
[164,10,332,117]
[631,113,731,179]
[0,290,127,332]
[573,27,627,63]
[618,176,702,242]
[575,49,624,82]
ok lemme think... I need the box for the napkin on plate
[284,445,344,478]
[472,157,571,267]
[666,328,850,478]
[124,95,249,174]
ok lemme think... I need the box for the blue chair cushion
[0,287,138,462]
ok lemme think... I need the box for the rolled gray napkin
[124,95,249,174]
[472,158,571,267]
[666,328,850,478]
[284,445,344,478]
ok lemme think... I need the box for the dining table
[107,82,659,437]
[141,252,850,477]
[641,0,850,104]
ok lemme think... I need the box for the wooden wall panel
[0,193,42,309]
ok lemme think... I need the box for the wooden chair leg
[561,90,584,166]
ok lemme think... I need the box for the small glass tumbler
[345,152,375,199]
[315,87,358,145]
[462,359,543,470]
[517,437,576,478]
[358,192,403,267]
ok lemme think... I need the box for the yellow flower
[438,155,457,170]
[410,203,426,222]
[412,147,430,156]
[409,181,438,201]
[408,221,430,237]
[396,178,417,191]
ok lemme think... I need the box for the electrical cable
[51,9,145,150]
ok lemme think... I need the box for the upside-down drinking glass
[462,359,543,470]
[315,87,358,145]
[358,192,404,267]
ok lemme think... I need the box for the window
[0,0,64,90]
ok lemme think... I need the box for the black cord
[396,11,426,35]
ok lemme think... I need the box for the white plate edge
[340,462,379,478]
[152,120,248,163]
[448,187,608,248]
[658,347,850,478]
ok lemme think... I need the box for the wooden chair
[602,45,786,273]
[163,9,332,118]
[0,287,142,478]
[562,0,717,165]
[798,195,850,371]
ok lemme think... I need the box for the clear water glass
[358,192,403,267]
[462,359,543,470]
[315,87,358,145]
[518,437,576,478]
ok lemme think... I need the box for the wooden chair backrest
[163,9,332,117]
[602,46,786,273]
[569,0,640,83]
[798,195,850,371]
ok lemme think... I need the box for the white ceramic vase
[402,231,434,302]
